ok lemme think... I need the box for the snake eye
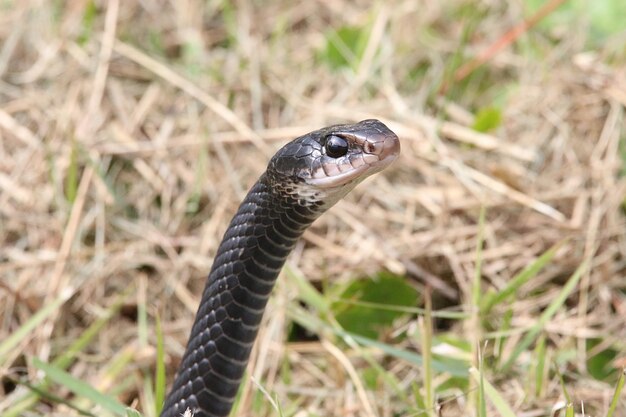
[324,135,349,158]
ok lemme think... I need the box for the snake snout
[360,130,400,173]
[366,131,400,159]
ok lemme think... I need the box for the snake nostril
[364,142,376,154]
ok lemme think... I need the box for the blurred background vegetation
[1,1,625,416]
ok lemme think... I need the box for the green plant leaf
[472,107,502,133]
[332,273,419,339]
[586,338,618,381]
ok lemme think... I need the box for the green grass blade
[534,334,547,398]
[288,305,468,377]
[477,358,486,417]
[471,207,486,416]
[155,314,166,416]
[419,291,434,417]
[494,309,513,366]
[125,408,143,417]
[348,332,468,377]
[329,297,469,320]
[472,206,486,308]
[556,365,572,404]
[142,374,155,417]
[412,381,427,414]
[287,263,468,377]
[56,289,131,369]
[501,260,589,371]
[606,368,625,417]
[481,241,563,314]
[65,140,79,203]
[469,367,517,417]
[11,377,96,416]
[284,265,330,313]
[32,357,127,416]
[0,290,70,364]
[99,346,136,395]
[137,285,148,348]
[274,394,285,417]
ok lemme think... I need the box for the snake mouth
[305,153,397,188]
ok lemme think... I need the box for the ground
[1,1,625,416]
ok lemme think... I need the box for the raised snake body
[160,119,400,417]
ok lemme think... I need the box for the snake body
[160,119,400,417]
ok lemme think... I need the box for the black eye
[324,135,348,158]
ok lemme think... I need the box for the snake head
[267,119,400,206]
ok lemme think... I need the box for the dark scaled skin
[160,120,400,417]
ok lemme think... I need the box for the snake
[160,119,400,417]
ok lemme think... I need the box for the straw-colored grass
[1,1,625,416]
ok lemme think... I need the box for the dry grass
[1,1,625,416]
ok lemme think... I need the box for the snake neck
[161,174,321,417]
